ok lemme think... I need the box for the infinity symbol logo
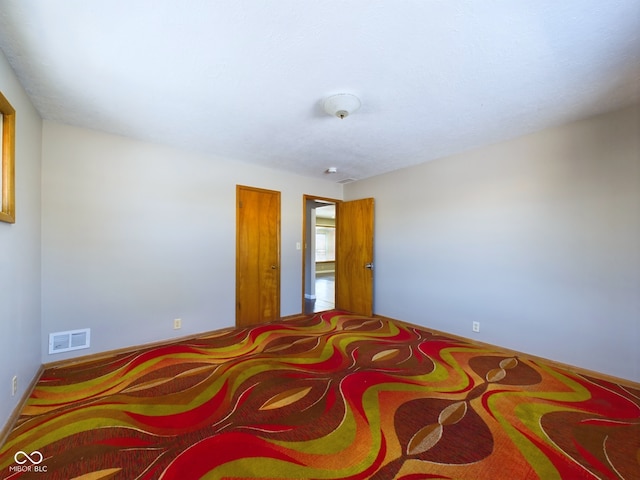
[14,450,43,465]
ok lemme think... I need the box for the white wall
[346,104,640,382]
[41,122,342,362]
[0,51,42,426]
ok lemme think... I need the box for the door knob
[271,265,278,269]
[365,262,374,270]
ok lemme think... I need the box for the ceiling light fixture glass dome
[323,93,361,119]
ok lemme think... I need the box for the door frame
[236,185,281,326]
[302,195,340,314]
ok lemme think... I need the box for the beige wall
[41,122,343,362]
[346,104,640,382]
[0,50,42,426]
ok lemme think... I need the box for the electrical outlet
[173,318,182,330]
[472,321,480,333]
[11,375,17,396]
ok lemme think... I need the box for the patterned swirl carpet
[1,311,639,479]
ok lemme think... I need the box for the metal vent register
[48,328,91,354]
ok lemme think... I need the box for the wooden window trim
[0,91,16,224]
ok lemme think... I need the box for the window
[0,90,15,224]
[315,226,335,261]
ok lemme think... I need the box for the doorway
[236,185,281,326]
[303,195,375,316]
[303,196,337,314]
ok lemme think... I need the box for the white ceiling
[0,1,638,183]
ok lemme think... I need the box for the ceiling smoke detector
[323,94,361,119]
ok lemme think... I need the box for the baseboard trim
[374,314,640,390]
[43,330,225,370]
[0,365,44,448]
[280,312,311,322]
[44,314,312,370]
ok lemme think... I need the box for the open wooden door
[236,185,281,327]
[335,198,374,316]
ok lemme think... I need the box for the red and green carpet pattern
[1,311,639,479]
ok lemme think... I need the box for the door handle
[365,262,374,270]
[271,265,278,270]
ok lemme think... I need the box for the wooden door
[335,198,374,316]
[236,185,281,327]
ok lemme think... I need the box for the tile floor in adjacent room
[305,274,335,314]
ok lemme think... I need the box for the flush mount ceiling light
[323,93,361,119]
[325,167,338,174]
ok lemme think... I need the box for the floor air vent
[49,328,91,354]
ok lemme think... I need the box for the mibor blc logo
[9,450,48,473]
